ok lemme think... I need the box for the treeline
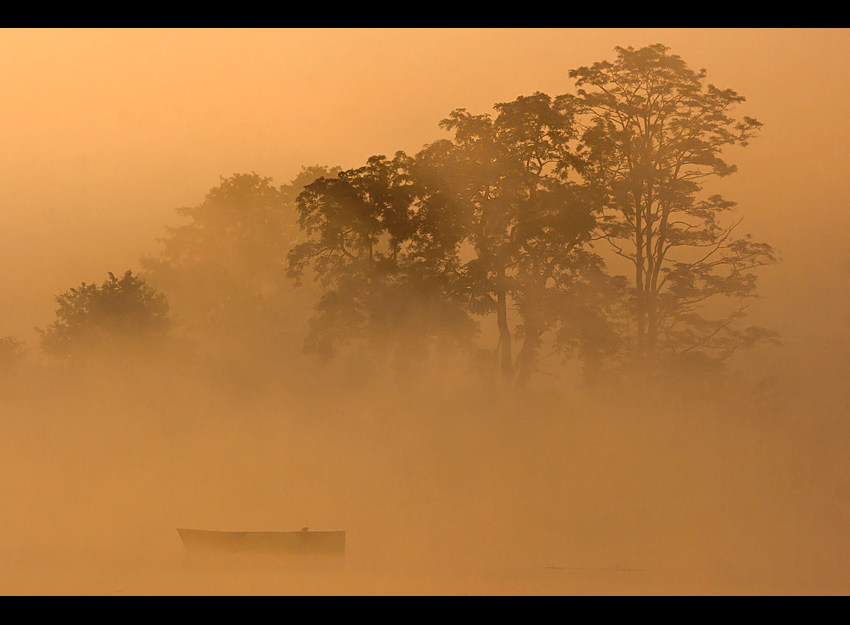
[3,45,779,390]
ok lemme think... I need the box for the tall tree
[570,44,778,373]
[417,93,611,387]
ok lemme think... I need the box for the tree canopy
[417,93,617,387]
[570,44,777,375]
[141,168,338,365]
[287,93,625,386]
[39,270,171,358]
[287,153,477,368]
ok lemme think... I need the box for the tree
[141,168,337,363]
[569,44,778,374]
[416,93,614,387]
[39,270,171,358]
[0,337,27,372]
[287,153,476,367]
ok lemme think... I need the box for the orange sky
[1,28,848,379]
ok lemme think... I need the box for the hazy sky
[1,28,848,378]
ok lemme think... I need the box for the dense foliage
[38,271,171,358]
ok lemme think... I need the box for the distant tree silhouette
[38,270,171,358]
[0,336,26,371]
[141,168,337,364]
[570,44,778,374]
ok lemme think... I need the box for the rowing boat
[176,528,345,555]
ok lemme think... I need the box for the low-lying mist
[2,344,848,594]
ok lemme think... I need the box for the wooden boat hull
[177,528,345,556]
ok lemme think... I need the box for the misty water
[1,354,848,594]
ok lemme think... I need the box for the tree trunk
[514,323,541,390]
[495,266,513,385]
[634,194,647,363]
[514,277,545,390]
[646,290,658,359]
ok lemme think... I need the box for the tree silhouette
[570,44,778,373]
[288,96,620,387]
[287,153,476,366]
[141,169,337,363]
[286,45,778,387]
[0,337,26,372]
[416,93,617,387]
[38,270,171,358]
